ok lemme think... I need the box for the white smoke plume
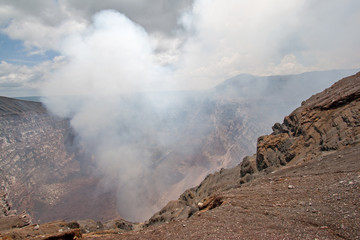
[40,1,360,221]
[42,10,186,221]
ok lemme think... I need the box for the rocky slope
[108,72,360,239]
[81,145,360,240]
[143,72,360,226]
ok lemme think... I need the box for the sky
[0,0,359,96]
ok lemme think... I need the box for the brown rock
[242,72,360,175]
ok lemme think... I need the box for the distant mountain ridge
[214,68,359,122]
[216,69,358,95]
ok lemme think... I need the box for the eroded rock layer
[241,72,360,179]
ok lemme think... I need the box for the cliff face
[0,97,120,223]
[241,72,360,179]
[0,97,74,213]
[1,103,78,178]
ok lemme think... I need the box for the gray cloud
[64,0,194,34]
[0,0,193,43]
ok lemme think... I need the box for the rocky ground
[83,144,360,240]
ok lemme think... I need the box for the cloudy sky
[0,0,359,97]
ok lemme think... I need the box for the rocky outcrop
[240,72,360,180]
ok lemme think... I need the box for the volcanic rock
[246,72,360,178]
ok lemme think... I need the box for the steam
[43,11,167,221]
[40,1,360,222]
[42,10,187,221]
